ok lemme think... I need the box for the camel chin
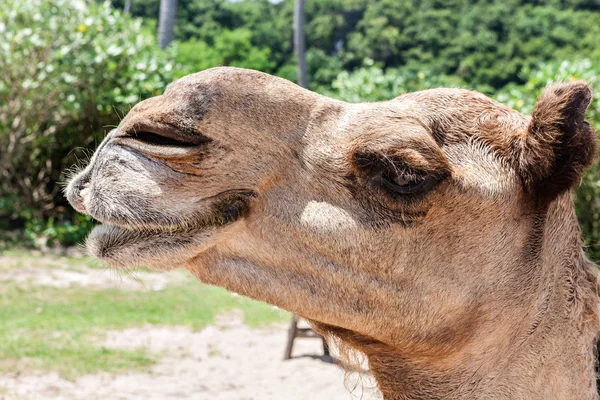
[85,223,216,270]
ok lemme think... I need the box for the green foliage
[306,48,344,91]
[118,0,600,91]
[1,0,175,246]
[23,215,96,248]
[326,59,466,102]
[345,1,600,90]
[174,28,275,77]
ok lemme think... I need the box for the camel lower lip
[85,223,216,269]
[91,222,197,235]
[86,224,162,253]
[87,223,206,248]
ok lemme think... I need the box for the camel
[65,67,600,399]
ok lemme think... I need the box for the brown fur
[65,67,600,399]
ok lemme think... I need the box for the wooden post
[283,315,298,360]
[283,315,330,360]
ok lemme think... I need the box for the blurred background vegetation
[2,0,600,258]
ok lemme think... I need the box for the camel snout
[65,173,91,215]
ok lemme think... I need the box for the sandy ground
[0,254,381,400]
[0,254,186,291]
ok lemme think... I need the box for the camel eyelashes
[353,151,445,196]
[126,131,198,147]
[380,169,431,195]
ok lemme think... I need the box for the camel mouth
[84,190,256,269]
[82,189,256,233]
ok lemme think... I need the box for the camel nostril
[78,181,91,199]
[79,187,90,199]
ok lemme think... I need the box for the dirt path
[0,253,381,400]
[0,321,380,400]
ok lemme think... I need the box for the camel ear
[519,81,597,200]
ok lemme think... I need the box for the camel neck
[367,275,598,399]
[368,338,597,399]
[368,194,600,400]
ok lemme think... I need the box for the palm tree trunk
[158,0,177,49]
[294,0,308,88]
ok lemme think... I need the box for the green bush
[324,59,466,102]
[0,0,175,246]
[23,214,96,248]
[111,0,600,93]
[174,28,275,78]
[345,1,600,91]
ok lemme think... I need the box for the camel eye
[353,151,446,197]
[381,169,428,194]
[128,131,197,147]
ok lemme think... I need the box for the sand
[0,253,381,400]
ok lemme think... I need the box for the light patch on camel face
[336,106,355,133]
[300,201,357,233]
[446,140,518,197]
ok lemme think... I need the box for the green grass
[0,248,103,270]
[0,254,289,377]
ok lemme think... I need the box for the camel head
[66,67,600,399]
